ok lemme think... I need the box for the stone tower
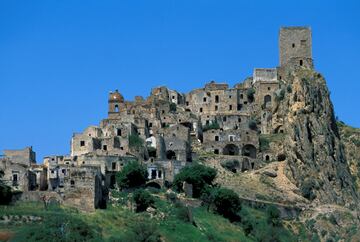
[279,27,313,69]
[108,89,124,117]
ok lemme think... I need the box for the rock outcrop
[275,69,358,208]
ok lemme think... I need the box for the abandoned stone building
[0,26,314,211]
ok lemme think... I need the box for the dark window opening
[279,76,282,80]
[214,149,219,154]
[172,96,175,99]
[200,108,203,113]
[206,120,210,125]
[265,155,270,161]
[80,141,85,147]
[162,110,165,114]
[103,145,107,151]
[238,118,241,122]
[229,105,232,111]
[114,105,119,112]
[112,162,116,170]
[229,95,232,99]
[158,170,162,178]
[166,150,176,160]
[240,94,243,99]
[223,117,227,122]
[149,122,153,127]
[70,180,75,187]
[267,87,271,91]
[203,97,207,102]
[151,170,157,180]
[215,95,219,103]
[215,136,219,141]
[300,60,303,66]
[215,105,218,111]
[186,101,189,106]
[117,129,122,136]
[292,43,295,48]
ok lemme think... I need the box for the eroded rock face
[276,69,358,207]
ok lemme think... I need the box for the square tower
[279,27,312,68]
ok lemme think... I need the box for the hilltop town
[1,26,358,218]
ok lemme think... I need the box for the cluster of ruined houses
[0,27,313,211]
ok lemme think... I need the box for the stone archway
[223,144,239,156]
[242,144,257,159]
[264,95,272,107]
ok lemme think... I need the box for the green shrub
[15,212,102,241]
[203,121,220,132]
[200,186,218,211]
[259,136,270,151]
[220,160,239,173]
[121,217,161,242]
[287,84,293,93]
[213,188,241,221]
[133,189,155,212]
[116,161,148,190]
[173,164,217,198]
[266,205,281,227]
[175,203,193,223]
[129,134,144,149]
[169,103,177,112]
[275,88,286,102]
[248,119,257,130]
[247,88,255,102]
[301,179,317,200]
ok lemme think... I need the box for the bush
[173,164,217,198]
[220,160,239,173]
[129,134,144,150]
[301,179,317,200]
[287,84,292,93]
[275,88,286,102]
[203,121,220,132]
[259,136,270,151]
[213,188,241,221]
[248,119,257,130]
[132,189,155,212]
[266,205,281,227]
[247,88,255,102]
[169,103,177,112]
[15,212,102,241]
[116,161,148,190]
[121,217,161,242]
[200,186,218,211]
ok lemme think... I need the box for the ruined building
[0,26,314,211]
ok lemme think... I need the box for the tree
[116,161,148,190]
[213,188,241,221]
[266,205,281,227]
[200,186,218,211]
[129,134,144,150]
[247,88,255,102]
[0,170,12,205]
[173,164,217,198]
[132,189,155,212]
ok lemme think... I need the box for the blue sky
[0,0,359,161]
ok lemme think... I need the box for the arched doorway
[223,144,239,156]
[264,95,272,107]
[242,144,257,159]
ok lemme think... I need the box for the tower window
[200,108,203,113]
[112,162,116,170]
[114,105,119,112]
[215,136,219,141]
[215,95,219,103]
[215,105,218,111]
[229,105,232,111]
[292,43,295,48]
[80,141,85,147]
[117,129,122,136]
[203,97,207,102]
[223,117,227,122]
[103,145,107,151]
[300,60,303,66]
[70,180,75,187]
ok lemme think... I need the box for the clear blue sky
[1,0,359,161]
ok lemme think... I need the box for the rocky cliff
[275,69,359,208]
